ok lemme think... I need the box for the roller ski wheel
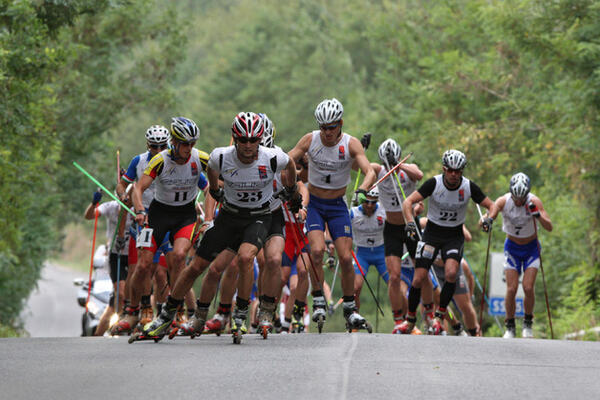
[232,331,243,344]
[204,315,226,336]
[317,315,325,334]
[260,325,270,339]
[128,331,164,344]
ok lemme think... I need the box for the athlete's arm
[349,137,376,190]
[463,224,472,242]
[370,163,382,176]
[402,190,425,224]
[281,158,297,188]
[84,204,98,220]
[399,163,423,182]
[490,195,507,220]
[287,133,312,164]
[530,196,553,232]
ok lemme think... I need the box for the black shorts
[415,229,464,269]
[383,221,418,258]
[147,200,197,252]
[196,208,272,262]
[109,253,129,283]
[266,207,285,242]
[431,264,469,294]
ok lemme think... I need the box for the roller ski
[128,305,176,344]
[231,307,248,345]
[110,305,139,335]
[257,300,277,339]
[343,303,372,334]
[395,315,417,334]
[312,296,327,334]
[132,305,154,334]
[170,306,208,339]
[291,303,305,333]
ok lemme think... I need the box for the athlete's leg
[262,236,285,298]
[504,269,519,319]
[386,255,405,318]
[197,252,237,304]
[306,230,326,287]
[522,266,538,315]
[334,236,355,298]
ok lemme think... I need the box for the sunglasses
[149,144,168,150]
[236,137,261,144]
[363,199,378,204]
[320,123,340,131]
[444,167,463,174]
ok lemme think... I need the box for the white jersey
[426,175,472,227]
[501,193,536,237]
[97,201,133,255]
[377,166,417,212]
[122,152,156,209]
[145,148,205,206]
[307,131,353,190]
[350,204,386,248]
[209,146,289,209]
[268,146,285,212]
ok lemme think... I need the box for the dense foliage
[1,0,598,338]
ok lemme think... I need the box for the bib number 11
[137,227,153,248]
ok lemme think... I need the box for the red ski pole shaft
[282,204,322,291]
[86,206,100,313]
[368,152,413,191]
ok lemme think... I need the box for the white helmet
[258,113,275,148]
[366,186,379,199]
[378,139,401,167]
[314,98,344,125]
[510,172,530,198]
[442,149,467,170]
[170,117,199,143]
[145,125,170,145]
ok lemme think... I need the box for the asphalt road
[1,333,598,400]
[20,262,83,337]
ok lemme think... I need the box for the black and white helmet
[378,139,402,167]
[510,172,530,198]
[145,125,170,144]
[442,149,467,170]
[366,186,379,199]
[314,98,344,125]
[170,117,199,143]
[258,113,275,148]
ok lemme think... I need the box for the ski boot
[522,317,534,338]
[292,303,305,333]
[312,296,327,334]
[396,315,417,334]
[503,319,516,339]
[392,319,405,334]
[280,319,291,334]
[204,313,227,336]
[257,300,277,339]
[343,302,372,333]
[135,305,154,333]
[128,305,176,344]
[452,322,468,337]
[111,305,139,335]
[173,306,208,339]
[273,311,281,333]
[231,307,248,345]
[428,316,444,335]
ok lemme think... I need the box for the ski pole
[330,259,340,297]
[368,152,413,191]
[478,226,493,333]
[463,256,503,330]
[73,162,136,217]
[86,206,100,314]
[116,149,121,185]
[375,274,380,332]
[532,218,554,339]
[351,250,385,317]
[282,204,322,291]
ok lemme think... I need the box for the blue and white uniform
[350,204,388,282]
[500,193,541,274]
[306,131,353,240]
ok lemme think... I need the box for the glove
[92,190,102,205]
[405,221,418,240]
[287,191,303,214]
[209,187,224,203]
[481,217,494,233]
[528,200,540,218]
[352,189,367,206]
[279,184,298,201]
[115,237,127,253]
[360,133,372,150]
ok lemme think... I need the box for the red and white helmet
[231,112,264,139]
